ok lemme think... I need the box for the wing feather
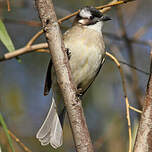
[44,59,52,96]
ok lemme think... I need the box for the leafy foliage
[0,20,15,52]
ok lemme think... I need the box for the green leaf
[0,20,21,62]
[0,19,15,52]
[0,113,15,152]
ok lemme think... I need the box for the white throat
[86,21,103,34]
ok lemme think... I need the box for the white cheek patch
[79,8,92,19]
[78,19,89,25]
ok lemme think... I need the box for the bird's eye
[90,16,94,19]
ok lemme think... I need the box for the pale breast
[63,25,105,91]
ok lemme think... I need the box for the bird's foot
[76,88,83,98]
[65,48,71,60]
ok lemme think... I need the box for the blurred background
[0,0,151,151]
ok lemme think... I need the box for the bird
[36,6,111,149]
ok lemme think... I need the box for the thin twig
[6,0,11,11]
[26,30,43,47]
[106,52,132,152]
[129,106,142,114]
[99,0,135,13]
[8,130,32,152]
[125,98,132,152]
[0,43,48,61]
[118,60,149,75]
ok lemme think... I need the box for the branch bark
[133,51,152,152]
[0,43,48,61]
[35,0,94,151]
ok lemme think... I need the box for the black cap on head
[74,6,111,25]
[88,6,103,18]
[79,6,103,19]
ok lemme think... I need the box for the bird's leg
[65,48,71,60]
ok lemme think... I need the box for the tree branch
[8,130,32,152]
[35,0,94,151]
[0,43,48,61]
[133,50,152,152]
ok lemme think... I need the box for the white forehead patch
[79,8,92,19]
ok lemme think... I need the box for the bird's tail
[36,96,64,149]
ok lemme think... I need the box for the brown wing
[44,59,52,96]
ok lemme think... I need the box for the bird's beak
[101,15,112,22]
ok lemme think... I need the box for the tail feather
[39,131,51,145]
[50,113,63,148]
[36,96,64,149]
[36,97,56,139]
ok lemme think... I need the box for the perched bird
[36,6,111,149]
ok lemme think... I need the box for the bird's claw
[66,48,71,60]
[76,88,83,97]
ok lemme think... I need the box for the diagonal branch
[133,50,152,152]
[35,0,94,152]
[8,130,32,152]
[0,43,48,61]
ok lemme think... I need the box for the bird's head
[74,6,111,31]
